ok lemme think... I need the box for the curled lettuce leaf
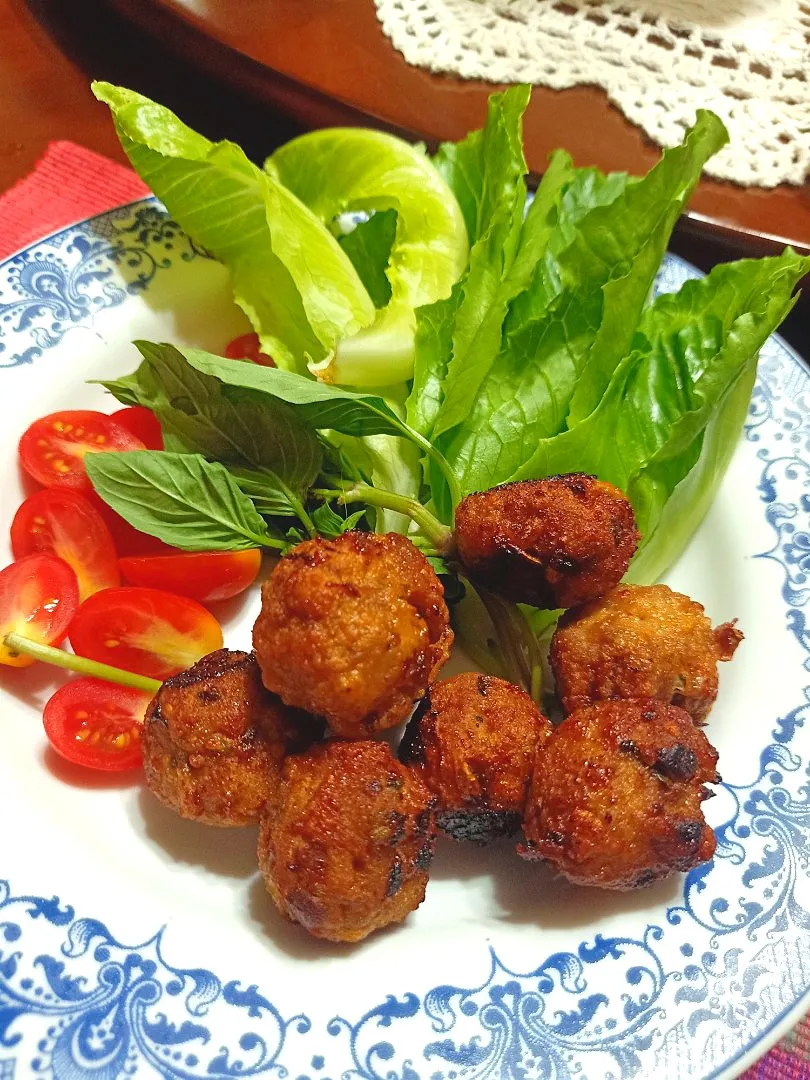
[267,127,468,385]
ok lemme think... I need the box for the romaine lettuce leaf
[267,127,468,385]
[407,285,462,440]
[92,82,375,374]
[427,86,533,439]
[508,249,810,578]
[441,111,728,493]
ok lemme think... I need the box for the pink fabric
[0,137,808,1080]
[741,1015,810,1078]
[0,141,149,261]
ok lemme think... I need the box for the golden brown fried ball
[550,583,743,723]
[258,739,436,942]
[253,531,453,737]
[142,649,321,827]
[454,475,639,610]
[399,672,553,843]
[519,699,719,890]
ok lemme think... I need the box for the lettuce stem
[473,590,544,702]
[517,604,544,704]
[3,634,162,694]
[476,588,531,691]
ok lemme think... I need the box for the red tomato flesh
[18,410,145,492]
[119,549,262,603]
[43,677,150,771]
[11,488,120,601]
[111,406,164,450]
[69,586,224,680]
[0,554,79,667]
[224,333,275,367]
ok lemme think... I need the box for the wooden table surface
[1,0,808,353]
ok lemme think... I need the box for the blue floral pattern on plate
[1,201,809,1079]
[0,199,204,368]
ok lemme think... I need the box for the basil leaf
[85,451,279,551]
[174,345,417,439]
[99,342,323,497]
[228,466,298,516]
[311,503,366,538]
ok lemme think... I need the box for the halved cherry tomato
[118,549,262,602]
[80,489,174,558]
[111,406,164,450]
[11,489,120,601]
[0,554,79,667]
[224,333,275,367]
[18,410,145,492]
[68,586,224,679]
[43,677,150,771]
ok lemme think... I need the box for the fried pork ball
[399,672,553,843]
[258,739,436,942]
[142,649,321,827]
[253,532,453,737]
[454,475,639,610]
[550,584,743,723]
[520,699,719,889]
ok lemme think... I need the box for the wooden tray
[107,0,810,257]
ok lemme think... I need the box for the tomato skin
[119,549,262,602]
[68,586,224,680]
[0,554,80,667]
[80,489,174,558]
[11,488,120,601]
[224,333,275,367]
[18,410,145,492]
[111,406,164,450]
[43,677,150,771]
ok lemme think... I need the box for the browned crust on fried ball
[454,475,639,610]
[142,649,321,827]
[252,532,453,737]
[519,699,719,890]
[258,739,436,942]
[399,673,553,843]
[550,584,743,723]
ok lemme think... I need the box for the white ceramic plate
[1,199,809,1080]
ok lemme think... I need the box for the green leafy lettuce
[92,81,810,680]
[268,127,468,385]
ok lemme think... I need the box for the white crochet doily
[375,0,810,187]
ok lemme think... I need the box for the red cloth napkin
[0,138,808,1080]
[0,141,149,261]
